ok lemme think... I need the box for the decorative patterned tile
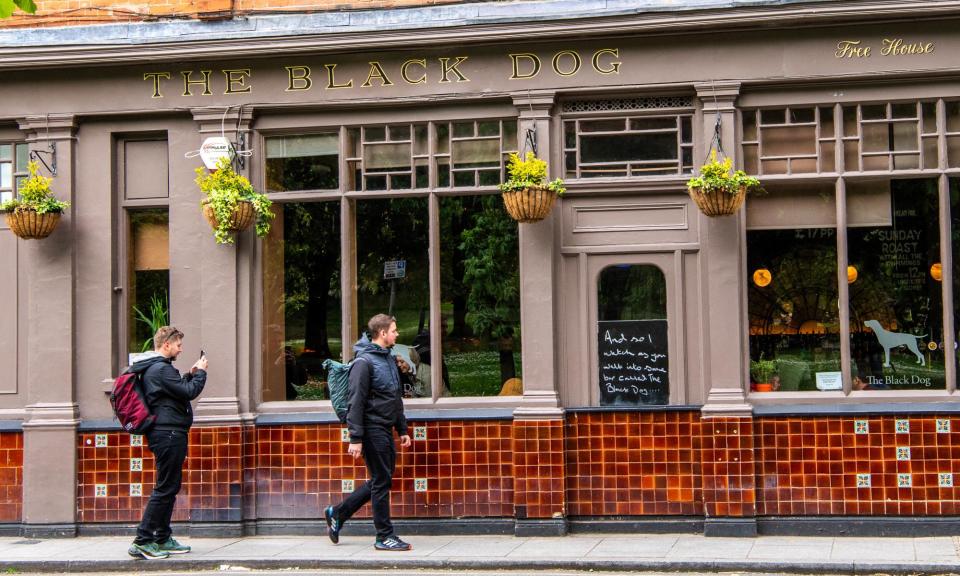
[854,420,869,435]
[898,473,912,488]
[95,484,107,498]
[341,479,354,493]
[130,458,143,472]
[413,426,427,441]
[896,447,911,461]
[95,434,108,448]
[130,483,142,497]
[414,478,428,492]
[937,419,951,433]
[856,473,871,488]
[895,419,910,434]
[340,428,350,442]
[939,473,954,488]
[130,435,143,447]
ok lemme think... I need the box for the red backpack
[110,371,156,434]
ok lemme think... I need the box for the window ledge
[754,399,960,417]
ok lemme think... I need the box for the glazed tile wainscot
[67,411,960,536]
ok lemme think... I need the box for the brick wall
[0,0,465,28]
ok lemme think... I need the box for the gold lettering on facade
[881,38,935,56]
[324,64,353,89]
[362,61,395,87]
[223,69,252,94]
[592,48,621,74]
[438,57,469,83]
[285,66,312,91]
[143,72,171,99]
[551,50,582,77]
[400,59,427,85]
[509,53,541,80]
[181,70,213,96]
[835,40,871,58]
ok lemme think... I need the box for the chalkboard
[598,319,669,406]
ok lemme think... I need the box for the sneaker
[374,536,412,551]
[324,506,341,544]
[128,542,170,560]
[158,537,191,554]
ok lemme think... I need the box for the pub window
[262,201,342,402]
[347,124,427,191]
[842,102,929,172]
[439,195,521,397]
[742,107,836,175]
[947,101,960,168]
[746,183,841,392]
[563,114,693,178]
[597,265,668,406]
[356,197,430,396]
[127,209,170,363]
[265,134,339,192]
[434,120,517,188]
[951,178,960,376]
[0,143,29,205]
[847,179,944,390]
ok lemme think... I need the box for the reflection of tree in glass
[460,195,520,384]
[282,202,341,358]
[598,265,665,322]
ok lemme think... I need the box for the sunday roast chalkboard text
[598,319,668,406]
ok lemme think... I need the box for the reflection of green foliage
[461,196,519,340]
[132,291,169,352]
[598,265,666,321]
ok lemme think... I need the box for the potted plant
[195,156,274,245]
[498,152,565,223]
[687,150,761,217]
[750,355,778,392]
[0,160,69,239]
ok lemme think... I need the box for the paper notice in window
[816,371,843,390]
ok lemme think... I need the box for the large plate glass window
[439,195,521,397]
[262,201,342,401]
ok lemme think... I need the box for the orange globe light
[847,265,858,284]
[931,262,942,282]
[753,268,772,287]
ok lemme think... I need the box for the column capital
[695,81,742,112]
[191,106,254,134]
[17,114,77,142]
[512,91,556,118]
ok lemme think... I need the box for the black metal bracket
[524,126,538,157]
[29,142,57,177]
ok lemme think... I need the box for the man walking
[325,314,412,551]
[128,326,208,560]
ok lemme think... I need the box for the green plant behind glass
[750,354,778,383]
[132,292,169,352]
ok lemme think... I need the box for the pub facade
[0,0,959,538]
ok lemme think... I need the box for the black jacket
[129,353,206,431]
[346,337,407,443]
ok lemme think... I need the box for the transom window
[563,114,693,178]
[742,100,960,175]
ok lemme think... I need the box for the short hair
[367,314,396,339]
[153,326,184,350]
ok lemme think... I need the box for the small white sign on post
[384,260,407,280]
[816,371,843,391]
[198,136,236,169]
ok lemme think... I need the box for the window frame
[254,113,525,411]
[741,98,960,400]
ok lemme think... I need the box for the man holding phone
[127,327,207,560]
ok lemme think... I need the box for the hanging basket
[4,209,62,240]
[502,186,558,223]
[688,185,746,217]
[202,199,255,233]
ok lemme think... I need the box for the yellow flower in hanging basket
[498,152,565,223]
[687,150,761,217]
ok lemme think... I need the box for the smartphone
[200,349,205,359]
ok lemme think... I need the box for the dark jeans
[135,428,188,545]
[333,426,396,540]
